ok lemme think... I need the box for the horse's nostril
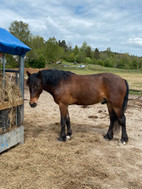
[29,102,37,108]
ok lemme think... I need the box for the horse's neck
[42,74,57,96]
[42,82,54,96]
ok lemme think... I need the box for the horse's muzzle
[29,102,37,108]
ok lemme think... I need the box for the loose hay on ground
[0,89,142,189]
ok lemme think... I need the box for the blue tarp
[0,28,31,56]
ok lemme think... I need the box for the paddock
[0,86,142,189]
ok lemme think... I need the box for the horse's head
[27,71,43,108]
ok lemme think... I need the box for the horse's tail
[113,121,120,134]
[113,79,129,134]
[122,79,129,113]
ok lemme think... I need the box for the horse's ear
[38,71,42,79]
[27,71,31,77]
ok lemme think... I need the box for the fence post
[18,55,25,124]
[2,53,5,87]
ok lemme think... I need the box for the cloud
[0,0,142,56]
[128,37,142,47]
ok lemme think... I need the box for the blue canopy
[0,28,31,56]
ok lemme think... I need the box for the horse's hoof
[121,137,128,144]
[104,134,113,141]
[104,137,109,141]
[58,136,66,142]
[119,140,126,146]
[66,135,71,140]
[104,135,109,140]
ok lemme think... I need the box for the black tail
[113,80,129,134]
[122,80,129,112]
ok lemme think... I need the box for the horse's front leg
[58,104,68,142]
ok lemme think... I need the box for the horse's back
[68,74,102,104]
[55,72,126,107]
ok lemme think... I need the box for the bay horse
[26,69,129,144]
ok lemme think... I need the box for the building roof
[0,28,31,56]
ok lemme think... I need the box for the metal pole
[2,53,5,87]
[1,53,7,131]
[19,56,25,98]
[18,55,25,124]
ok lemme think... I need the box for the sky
[0,0,142,56]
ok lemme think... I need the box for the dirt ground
[0,86,142,189]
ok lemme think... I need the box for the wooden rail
[0,98,23,111]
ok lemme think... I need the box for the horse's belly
[75,93,102,105]
[75,99,100,105]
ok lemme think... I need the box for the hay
[0,72,21,130]
[0,73,21,103]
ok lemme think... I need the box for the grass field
[47,62,142,95]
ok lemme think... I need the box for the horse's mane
[41,69,74,87]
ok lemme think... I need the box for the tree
[9,20,31,45]
[80,41,87,53]
[45,37,64,62]
[122,53,130,69]
[86,46,92,58]
[28,54,46,68]
[73,45,79,55]
[104,58,113,67]
[131,59,138,69]
[84,57,91,64]
[75,51,85,63]
[138,60,142,69]
[68,52,75,62]
[5,54,18,68]
[115,59,124,68]
[30,35,45,49]
[26,35,46,66]
[79,41,87,60]
[96,59,104,66]
[93,48,100,60]
[105,47,114,58]
[58,40,68,51]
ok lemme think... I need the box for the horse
[26,69,129,144]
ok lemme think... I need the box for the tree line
[6,20,142,70]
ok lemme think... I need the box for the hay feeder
[0,28,31,153]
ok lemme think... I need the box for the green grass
[46,62,142,96]
[129,89,142,96]
[47,61,142,74]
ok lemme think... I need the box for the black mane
[41,69,74,87]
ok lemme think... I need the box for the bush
[67,53,75,62]
[115,60,124,69]
[84,57,91,64]
[130,60,138,69]
[104,58,113,67]
[90,59,96,64]
[28,55,46,68]
[96,59,104,66]
[75,51,85,63]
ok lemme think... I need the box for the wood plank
[0,125,24,153]
[0,98,23,111]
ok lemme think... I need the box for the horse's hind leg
[66,111,72,139]
[113,107,128,143]
[104,104,117,140]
